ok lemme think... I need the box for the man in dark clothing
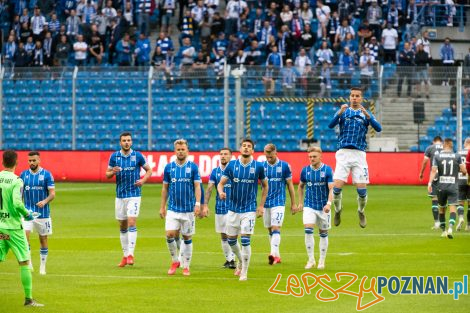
[397,42,414,97]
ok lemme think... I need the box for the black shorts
[428,180,439,197]
[437,188,459,207]
[458,184,470,201]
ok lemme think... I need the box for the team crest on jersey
[320,172,325,178]
[39,175,44,181]
[186,167,191,173]
[250,168,255,174]
[277,166,282,173]
[131,156,136,162]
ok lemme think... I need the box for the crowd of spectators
[0,0,467,95]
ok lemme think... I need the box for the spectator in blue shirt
[134,33,151,66]
[440,37,455,86]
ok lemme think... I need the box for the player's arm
[428,166,438,193]
[362,108,382,132]
[194,181,201,216]
[286,178,297,214]
[297,181,305,213]
[217,176,229,200]
[203,182,215,217]
[323,182,334,213]
[106,154,121,179]
[459,163,467,175]
[328,104,348,128]
[466,150,470,175]
[160,182,169,218]
[419,156,430,181]
[257,178,268,218]
[135,163,152,186]
[37,187,55,208]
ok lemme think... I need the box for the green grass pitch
[0,183,468,313]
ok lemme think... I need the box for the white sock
[166,238,178,262]
[175,236,181,250]
[358,196,367,213]
[228,239,242,262]
[241,244,251,274]
[40,248,48,268]
[179,241,185,263]
[333,192,342,213]
[181,239,193,268]
[120,230,129,257]
[271,231,281,257]
[319,234,328,262]
[305,233,315,260]
[127,227,137,256]
[221,239,234,261]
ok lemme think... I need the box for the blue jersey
[222,159,266,213]
[20,168,55,218]
[328,106,382,151]
[163,161,201,213]
[263,159,292,208]
[300,164,333,211]
[209,166,232,215]
[108,150,148,199]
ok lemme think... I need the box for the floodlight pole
[72,66,78,150]
[224,62,229,147]
[456,66,463,152]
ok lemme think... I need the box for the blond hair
[307,146,322,153]
[264,143,277,153]
[174,139,189,148]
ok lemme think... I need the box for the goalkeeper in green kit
[0,150,44,307]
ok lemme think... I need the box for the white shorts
[333,149,369,184]
[165,210,195,236]
[215,213,228,234]
[263,206,285,228]
[303,208,331,230]
[115,197,141,220]
[23,218,53,236]
[226,211,256,236]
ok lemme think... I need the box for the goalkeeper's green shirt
[0,170,29,230]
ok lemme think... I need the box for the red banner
[1,151,429,185]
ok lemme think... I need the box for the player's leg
[216,214,234,268]
[8,229,44,306]
[437,191,448,237]
[447,190,459,239]
[317,210,331,270]
[430,181,440,229]
[115,198,129,267]
[352,151,370,228]
[456,185,466,230]
[180,213,195,275]
[239,212,256,281]
[332,150,350,226]
[36,218,52,275]
[303,207,316,269]
[467,191,470,231]
[22,220,34,271]
[269,206,285,264]
[165,211,181,275]
[226,211,242,275]
[263,207,274,264]
[125,197,141,265]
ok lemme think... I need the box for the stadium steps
[379,86,451,151]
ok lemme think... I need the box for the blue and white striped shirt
[263,159,292,208]
[108,150,148,199]
[163,161,201,213]
[300,164,333,211]
[209,166,232,215]
[222,159,266,213]
[20,168,55,218]
[328,106,382,151]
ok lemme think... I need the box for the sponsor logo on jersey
[269,178,283,182]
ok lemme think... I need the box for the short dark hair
[220,147,232,154]
[241,138,255,149]
[350,86,363,93]
[3,150,18,168]
[433,136,442,143]
[120,132,132,140]
[28,151,40,157]
[444,138,454,147]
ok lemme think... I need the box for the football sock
[221,238,234,261]
[439,212,446,230]
[241,236,251,274]
[127,226,137,256]
[20,265,32,299]
[432,200,439,222]
[181,239,193,268]
[457,205,464,219]
[268,231,273,245]
[357,189,367,213]
[449,212,456,226]
[175,235,181,250]
[166,237,178,262]
[319,232,329,263]
[271,230,281,257]
[304,228,314,260]
[228,237,242,262]
[120,229,129,257]
[40,248,48,267]
[333,188,342,213]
